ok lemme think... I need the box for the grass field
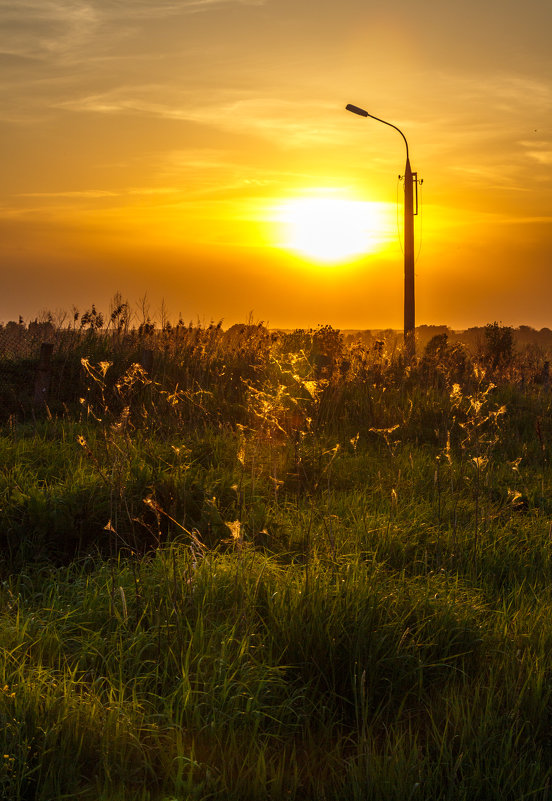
[1,320,552,799]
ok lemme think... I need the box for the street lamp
[346,103,420,356]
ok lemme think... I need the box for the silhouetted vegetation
[484,321,514,368]
[2,305,552,799]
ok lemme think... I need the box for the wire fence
[0,319,267,422]
[0,323,155,420]
[1,319,552,425]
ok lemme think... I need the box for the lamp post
[346,103,419,357]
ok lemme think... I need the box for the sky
[1,0,551,330]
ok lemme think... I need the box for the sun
[274,192,392,265]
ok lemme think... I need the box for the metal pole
[345,103,417,356]
[403,157,415,357]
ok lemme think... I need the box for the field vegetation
[1,302,552,799]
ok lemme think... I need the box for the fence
[0,323,157,421]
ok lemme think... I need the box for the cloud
[56,86,350,150]
[98,0,265,14]
[519,141,552,167]
[18,190,118,198]
[0,1,99,60]
[0,0,265,66]
[185,97,347,148]
[151,0,265,10]
[483,75,552,113]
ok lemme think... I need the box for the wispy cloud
[520,141,552,167]
[155,0,265,10]
[0,1,99,60]
[99,0,265,14]
[18,190,118,198]
[57,87,350,149]
[0,0,265,65]
[0,0,269,125]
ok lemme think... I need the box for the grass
[1,320,552,798]
[2,546,552,799]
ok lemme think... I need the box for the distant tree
[516,325,536,346]
[416,324,450,352]
[424,332,449,358]
[422,332,468,384]
[311,325,343,378]
[484,322,514,369]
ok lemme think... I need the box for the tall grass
[1,318,552,797]
[2,544,552,799]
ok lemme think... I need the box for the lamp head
[346,103,369,117]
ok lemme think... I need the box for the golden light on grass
[274,192,395,265]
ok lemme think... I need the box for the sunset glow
[275,195,393,264]
[0,1,551,329]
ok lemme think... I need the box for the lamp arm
[366,113,409,162]
[345,103,409,162]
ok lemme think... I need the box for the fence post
[34,342,54,406]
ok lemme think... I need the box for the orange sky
[1,0,551,329]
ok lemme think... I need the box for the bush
[484,322,514,369]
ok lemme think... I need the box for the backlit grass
[1,320,552,798]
